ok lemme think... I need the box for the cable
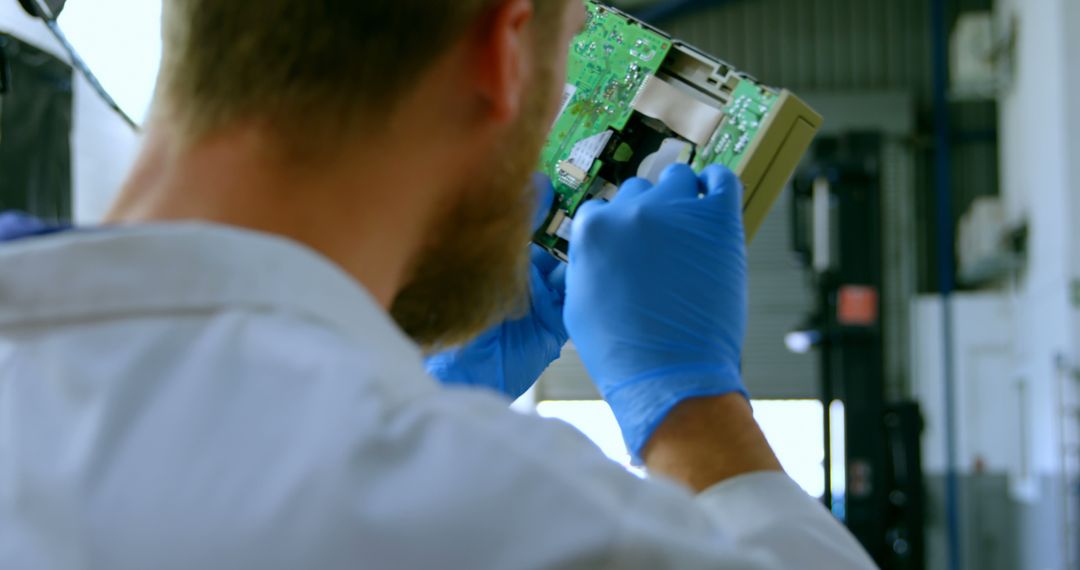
[23,0,140,131]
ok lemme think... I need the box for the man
[0,0,875,568]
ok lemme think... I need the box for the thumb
[567,198,609,261]
[701,165,743,212]
[546,262,567,299]
[531,174,557,233]
[531,243,561,279]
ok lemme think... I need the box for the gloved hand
[425,177,569,400]
[564,164,748,459]
[0,212,70,242]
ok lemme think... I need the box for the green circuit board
[534,1,786,258]
[690,79,779,172]
[538,4,671,213]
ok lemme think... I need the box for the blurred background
[1,0,1078,568]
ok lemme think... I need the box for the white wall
[912,294,1037,491]
[0,3,140,222]
[994,0,1075,486]
[1067,0,1080,404]
[915,0,1080,567]
[914,2,1080,567]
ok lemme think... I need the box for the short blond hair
[156,0,566,146]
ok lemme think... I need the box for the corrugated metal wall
[663,0,933,98]
[742,189,820,397]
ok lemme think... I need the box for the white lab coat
[0,224,876,569]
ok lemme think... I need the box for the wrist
[642,394,782,493]
[601,363,746,459]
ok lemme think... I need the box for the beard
[390,70,558,351]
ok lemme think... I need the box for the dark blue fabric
[0,211,72,242]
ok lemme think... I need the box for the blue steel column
[930,0,961,569]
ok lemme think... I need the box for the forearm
[642,394,782,493]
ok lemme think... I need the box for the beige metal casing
[737,91,823,241]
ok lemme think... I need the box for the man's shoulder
[2,307,703,569]
[159,307,439,404]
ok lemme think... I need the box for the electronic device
[534,1,823,261]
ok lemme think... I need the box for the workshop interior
[2,0,1079,568]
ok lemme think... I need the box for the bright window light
[536,401,638,473]
[751,400,825,498]
[537,399,830,498]
[829,400,847,518]
[58,0,163,123]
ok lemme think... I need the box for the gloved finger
[701,165,742,207]
[568,198,609,251]
[546,262,567,299]
[531,173,557,233]
[530,243,561,278]
[529,260,569,348]
[611,177,653,205]
[645,163,701,202]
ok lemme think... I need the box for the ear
[469,0,535,124]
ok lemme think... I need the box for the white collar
[0,223,415,355]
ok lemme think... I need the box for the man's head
[158,1,576,145]
[151,0,585,349]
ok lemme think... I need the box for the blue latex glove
[0,211,71,242]
[564,164,748,459]
[426,177,569,400]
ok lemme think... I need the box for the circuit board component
[535,1,823,261]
